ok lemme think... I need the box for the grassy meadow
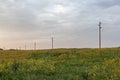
[0,48,120,80]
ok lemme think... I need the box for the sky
[0,0,120,49]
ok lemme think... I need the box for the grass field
[0,48,120,80]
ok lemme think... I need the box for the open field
[0,48,120,80]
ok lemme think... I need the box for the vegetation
[0,48,120,80]
[0,48,3,50]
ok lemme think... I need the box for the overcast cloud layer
[0,0,120,49]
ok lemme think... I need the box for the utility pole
[25,44,26,50]
[52,37,54,49]
[19,46,21,50]
[99,22,102,49]
[34,42,36,50]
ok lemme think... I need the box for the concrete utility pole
[34,42,36,50]
[99,22,102,49]
[52,37,54,49]
[25,44,26,50]
[19,47,21,50]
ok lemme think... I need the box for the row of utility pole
[33,21,102,50]
[32,37,54,50]
[14,22,102,50]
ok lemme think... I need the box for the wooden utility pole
[99,22,102,49]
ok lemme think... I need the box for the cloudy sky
[0,0,120,49]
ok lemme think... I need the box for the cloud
[0,0,120,49]
[92,0,120,8]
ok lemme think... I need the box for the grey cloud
[92,0,120,8]
[0,0,120,48]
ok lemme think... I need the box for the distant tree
[0,48,3,50]
[9,49,16,51]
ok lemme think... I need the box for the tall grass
[0,48,120,80]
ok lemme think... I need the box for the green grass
[0,48,120,80]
